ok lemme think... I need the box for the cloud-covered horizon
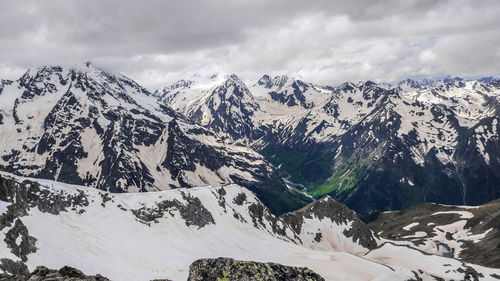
[0,0,499,89]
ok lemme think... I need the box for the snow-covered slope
[250,75,333,120]
[369,200,500,269]
[0,63,306,214]
[1,172,498,281]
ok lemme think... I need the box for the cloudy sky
[0,0,499,89]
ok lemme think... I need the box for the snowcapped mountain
[266,78,500,215]
[155,74,263,144]
[250,74,333,110]
[157,74,334,147]
[0,63,308,214]
[1,172,498,281]
[157,75,500,215]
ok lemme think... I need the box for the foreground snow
[0,172,498,281]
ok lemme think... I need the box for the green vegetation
[261,146,428,215]
[251,183,312,215]
[307,163,361,198]
[262,149,332,185]
[400,181,424,208]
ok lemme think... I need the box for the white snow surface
[0,173,498,280]
[402,222,419,231]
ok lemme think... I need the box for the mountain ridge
[158,73,500,215]
[0,63,309,215]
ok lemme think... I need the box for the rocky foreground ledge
[1,264,109,281]
[1,258,324,281]
[187,257,325,281]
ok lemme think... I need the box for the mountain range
[156,73,500,216]
[0,63,309,214]
[0,63,499,280]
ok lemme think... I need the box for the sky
[0,0,499,89]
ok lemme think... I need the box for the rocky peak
[478,76,500,86]
[255,74,291,90]
[337,82,357,92]
[362,80,377,88]
[270,75,290,89]
[165,79,194,91]
[398,78,421,89]
[206,75,257,110]
[153,79,195,99]
[280,196,378,251]
[17,63,151,102]
[221,73,246,89]
[257,74,272,87]
[293,79,310,91]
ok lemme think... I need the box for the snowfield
[1,172,499,281]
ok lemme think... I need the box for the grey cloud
[0,0,499,89]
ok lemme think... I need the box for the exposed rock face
[4,219,37,262]
[281,196,378,251]
[132,191,215,228]
[0,174,95,265]
[0,258,29,276]
[2,265,109,281]
[187,258,325,281]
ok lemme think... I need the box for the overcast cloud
[0,0,499,89]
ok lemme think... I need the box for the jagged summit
[221,73,247,87]
[337,81,357,92]
[259,74,290,89]
[443,75,465,84]
[257,74,272,86]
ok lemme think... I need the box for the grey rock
[2,265,110,281]
[187,257,325,281]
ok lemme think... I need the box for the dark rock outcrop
[187,258,325,281]
[132,191,215,228]
[1,265,109,281]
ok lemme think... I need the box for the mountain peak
[338,82,357,92]
[20,62,109,81]
[220,74,247,89]
[363,80,377,87]
[254,74,291,89]
[226,73,241,81]
[257,74,272,86]
[281,195,378,251]
[271,75,290,89]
